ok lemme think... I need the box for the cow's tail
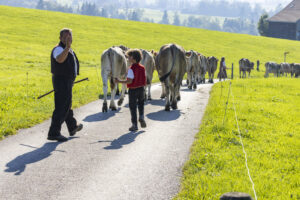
[159,44,176,82]
[108,49,115,89]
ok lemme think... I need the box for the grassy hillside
[175,79,300,199]
[0,5,300,139]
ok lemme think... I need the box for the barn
[267,0,300,40]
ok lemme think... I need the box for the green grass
[0,5,300,140]
[175,78,300,199]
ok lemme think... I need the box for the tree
[160,10,169,24]
[257,13,269,36]
[36,0,44,10]
[173,11,181,26]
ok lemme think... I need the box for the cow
[264,62,280,78]
[280,62,291,77]
[185,50,199,89]
[140,49,155,100]
[101,46,127,112]
[198,53,208,84]
[291,63,300,78]
[207,56,218,83]
[155,44,186,111]
[239,58,254,78]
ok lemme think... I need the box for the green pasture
[175,79,300,199]
[0,5,300,140]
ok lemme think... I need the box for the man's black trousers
[48,76,77,136]
[128,87,145,126]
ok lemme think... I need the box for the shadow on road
[96,131,145,150]
[146,109,181,121]
[83,108,121,122]
[4,138,77,175]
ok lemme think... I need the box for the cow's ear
[151,50,154,54]
[153,52,157,56]
[186,51,192,57]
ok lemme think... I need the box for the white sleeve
[53,46,64,59]
[127,69,134,79]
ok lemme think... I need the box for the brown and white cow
[239,58,254,78]
[291,63,300,78]
[101,46,127,112]
[280,62,291,77]
[140,49,155,100]
[155,44,186,111]
[198,53,208,84]
[264,62,280,78]
[207,56,218,83]
[185,50,200,89]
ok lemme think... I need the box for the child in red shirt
[115,49,147,131]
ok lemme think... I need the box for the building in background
[267,0,300,40]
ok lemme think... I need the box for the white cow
[185,50,199,89]
[140,49,155,100]
[101,46,127,112]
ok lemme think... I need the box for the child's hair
[126,49,142,63]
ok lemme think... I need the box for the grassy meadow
[175,79,300,199]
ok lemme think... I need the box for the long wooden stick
[37,77,89,99]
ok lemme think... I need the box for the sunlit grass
[175,78,300,199]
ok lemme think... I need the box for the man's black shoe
[139,119,147,128]
[47,135,68,142]
[70,124,83,136]
[129,125,138,132]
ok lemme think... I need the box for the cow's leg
[211,72,214,83]
[147,84,152,100]
[160,82,166,99]
[117,83,126,106]
[115,83,120,96]
[164,80,170,111]
[109,84,117,111]
[172,83,180,110]
[187,72,192,89]
[102,75,109,113]
[192,73,197,89]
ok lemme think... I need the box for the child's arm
[115,78,133,84]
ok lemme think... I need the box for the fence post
[231,63,234,79]
[220,192,253,200]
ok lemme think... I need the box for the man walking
[48,28,83,142]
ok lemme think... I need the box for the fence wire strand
[230,84,258,200]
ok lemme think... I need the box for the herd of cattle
[264,62,300,78]
[100,44,300,112]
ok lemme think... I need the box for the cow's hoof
[117,98,124,106]
[177,96,181,101]
[125,90,128,94]
[160,95,166,99]
[165,105,170,111]
[148,97,152,101]
[186,80,189,85]
[193,83,197,89]
[171,103,178,110]
[110,106,117,111]
[188,85,192,89]
[102,103,108,113]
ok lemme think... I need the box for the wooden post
[231,63,234,79]
[220,192,253,200]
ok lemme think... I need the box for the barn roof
[268,0,300,23]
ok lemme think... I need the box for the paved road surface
[0,82,214,200]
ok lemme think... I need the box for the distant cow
[207,56,218,83]
[239,58,254,78]
[291,63,300,78]
[185,50,199,89]
[155,44,186,111]
[264,62,280,78]
[280,62,291,77]
[140,49,155,100]
[198,53,208,84]
[101,46,127,112]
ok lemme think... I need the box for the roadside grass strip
[175,78,300,200]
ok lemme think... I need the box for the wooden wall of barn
[267,21,297,40]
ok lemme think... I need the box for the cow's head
[250,62,254,69]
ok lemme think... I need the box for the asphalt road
[0,82,214,200]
